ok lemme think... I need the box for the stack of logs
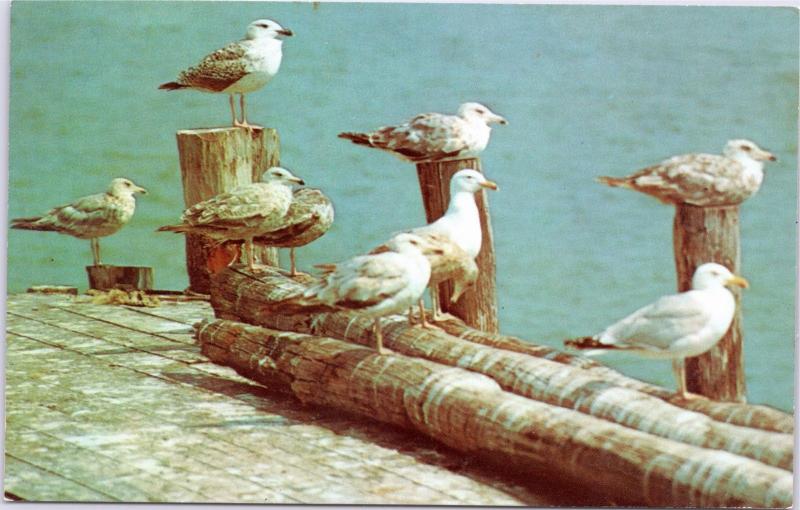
[196,266,793,508]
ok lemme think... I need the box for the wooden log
[209,267,794,464]
[175,126,281,293]
[196,318,793,508]
[85,265,153,291]
[415,158,498,333]
[673,204,745,402]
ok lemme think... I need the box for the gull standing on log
[157,167,304,271]
[11,178,147,266]
[159,19,293,129]
[372,169,497,324]
[564,263,749,399]
[338,103,507,162]
[597,139,777,206]
[281,233,438,354]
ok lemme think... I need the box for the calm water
[8,3,797,411]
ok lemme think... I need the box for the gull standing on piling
[564,262,749,399]
[280,233,438,354]
[338,103,507,162]
[597,139,777,206]
[157,167,304,271]
[11,178,147,266]
[371,169,497,324]
[159,19,293,129]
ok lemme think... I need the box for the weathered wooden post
[673,204,745,402]
[86,265,153,291]
[415,158,499,333]
[176,126,280,293]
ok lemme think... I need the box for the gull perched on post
[278,233,438,354]
[157,167,304,271]
[338,102,507,162]
[11,178,147,266]
[371,169,497,324]
[564,262,749,400]
[159,19,293,129]
[597,139,777,206]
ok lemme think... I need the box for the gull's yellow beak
[135,185,148,195]
[480,180,498,191]
[726,275,749,289]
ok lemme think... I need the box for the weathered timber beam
[209,267,794,468]
[196,319,792,508]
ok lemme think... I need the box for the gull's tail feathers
[10,216,54,232]
[158,81,188,91]
[596,175,630,188]
[563,336,619,356]
[338,132,377,147]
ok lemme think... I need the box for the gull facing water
[11,178,147,266]
[564,262,749,399]
[339,103,507,162]
[159,19,293,128]
[598,139,776,206]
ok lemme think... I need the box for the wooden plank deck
[4,292,596,505]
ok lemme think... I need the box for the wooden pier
[5,290,595,504]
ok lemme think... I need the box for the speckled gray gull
[11,178,147,266]
[565,262,749,399]
[157,167,304,270]
[371,169,496,325]
[159,19,293,128]
[339,103,507,162]
[598,139,776,206]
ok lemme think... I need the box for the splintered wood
[202,266,794,507]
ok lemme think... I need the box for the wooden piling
[415,158,499,333]
[86,265,153,291]
[176,126,280,293]
[673,204,745,402]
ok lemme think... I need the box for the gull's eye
[740,145,752,152]
[257,23,270,28]
[475,109,486,114]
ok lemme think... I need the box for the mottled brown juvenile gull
[278,233,437,354]
[157,167,304,270]
[253,188,334,276]
[565,263,748,399]
[11,178,147,266]
[598,139,776,206]
[159,19,293,128]
[339,102,507,162]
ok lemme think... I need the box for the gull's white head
[723,139,776,163]
[450,169,499,194]
[691,262,749,291]
[263,166,305,186]
[108,178,147,197]
[458,102,508,126]
[245,19,294,40]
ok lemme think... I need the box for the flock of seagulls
[10,18,781,399]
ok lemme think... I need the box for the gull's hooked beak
[479,180,499,191]
[277,28,294,37]
[135,185,148,195]
[726,275,749,289]
[491,114,508,125]
[290,176,305,185]
[760,149,777,162]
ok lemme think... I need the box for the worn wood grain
[176,127,281,293]
[415,158,498,333]
[196,319,793,508]
[209,266,793,471]
[673,204,745,402]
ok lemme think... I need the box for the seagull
[11,178,147,266]
[338,102,507,162]
[253,187,335,276]
[157,167,304,270]
[371,169,497,324]
[564,262,749,399]
[159,19,293,129]
[279,233,437,354]
[597,139,777,206]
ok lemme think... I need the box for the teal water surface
[8,2,797,411]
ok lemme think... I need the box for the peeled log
[196,318,792,508]
[209,266,794,468]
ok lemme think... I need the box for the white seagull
[159,19,293,128]
[11,178,147,266]
[598,139,776,206]
[284,233,437,354]
[339,102,507,162]
[157,167,304,270]
[371,169,497,324]
[564,262,749,399]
